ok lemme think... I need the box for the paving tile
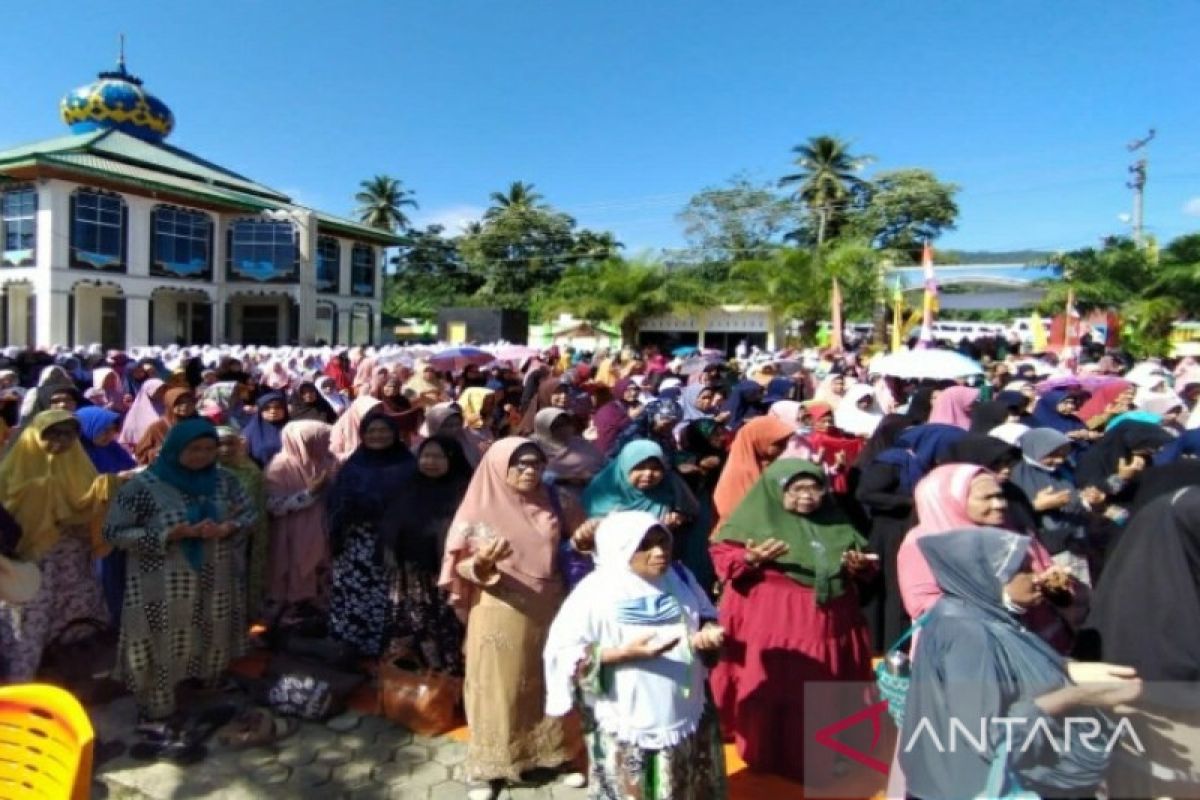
[388,785,432,800]
[314,746,355,767]
[429,782,472,800]
[278,743,319,767]
[393,743,431,767]
[291,763,333,788]
[326,711,364,732]
[333,760,375,789]
[372,761,410,785]
[430,740,467,766]
[407,760,450,787]
[248,762,291,785]
[235,747,280,768]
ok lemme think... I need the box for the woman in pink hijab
[264,420,338,613]
[897,463,1067,631]
[438,438,583,795]
[927,385,979,429]
[329,395,381,461]
[117,378,165,454]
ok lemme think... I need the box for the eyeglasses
[785,483,823,496]
[511,460,546,473]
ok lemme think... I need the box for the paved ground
[92,694,587,800]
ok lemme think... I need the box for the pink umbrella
[429,346,496,371]
[492,344,540,363]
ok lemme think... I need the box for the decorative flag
[1030,312,1048,352]
[918,242,938,347]
[891,277,904,352]
[830,277,844,352]
[1065,288,1081,352]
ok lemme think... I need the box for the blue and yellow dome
[60,59,174,143]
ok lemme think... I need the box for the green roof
[314,211,404,245]
[42,153,275,211]
[0,129,402,245]
[0,129,289,201]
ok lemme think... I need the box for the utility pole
[1127,128,1156,245]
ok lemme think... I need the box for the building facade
[0,58,401,349]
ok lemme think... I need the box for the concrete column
[295,210,317,344]
[126,196,154,276]
[338,239,352,301]
[211,289,226,345]
[126,295,150,347]
[337,307,353,346]
[37,180,70,271]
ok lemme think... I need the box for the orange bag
[376,658,462,736]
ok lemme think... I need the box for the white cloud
[1183,197,1200,217]
[414,205,485,236]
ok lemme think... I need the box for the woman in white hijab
[833,383,883,438]
[544,511,727,799]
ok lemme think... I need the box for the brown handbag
[376,652,462,736]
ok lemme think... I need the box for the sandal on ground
[465,780,503,800]
[182,703,240,747]
[217,709,299,749]
[560,771,587,788]
[129,729,207,765]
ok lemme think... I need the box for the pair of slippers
[215,708,299,749]
[129,704,239,764]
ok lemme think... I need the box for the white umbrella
[870,349,983,380]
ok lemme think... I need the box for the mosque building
[0,55,401,349]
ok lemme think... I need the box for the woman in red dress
[709,459,875,783]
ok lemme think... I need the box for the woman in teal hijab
[104,417,259,741]
[581,439,714,595]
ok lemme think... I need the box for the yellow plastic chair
[0,684,94,800]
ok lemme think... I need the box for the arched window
[314,301,337,344]
[351,303,373,344]
[227,219,297,282]
[351,243,375,297]
[71,188,127,272]
[316,236,340,293]
[151,205,212,279]
[1,184,36,267]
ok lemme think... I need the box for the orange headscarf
[712,414,797,525]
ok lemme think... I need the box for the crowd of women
[0,340,1196,800]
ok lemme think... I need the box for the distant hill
[935,249,1056,265]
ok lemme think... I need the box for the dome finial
[117,33,126,73]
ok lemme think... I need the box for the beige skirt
[461,577,578,782]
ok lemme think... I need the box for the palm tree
[355,175,418,232]
[779,135,872,244]
[485,181,547,220]
[543,257,714,344]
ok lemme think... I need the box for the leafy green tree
[461,182,579,307]
[540,257,715,343]
[355,175,418,232]
[677,175,803,265]
[779,135,872,244]
[570,229,624,264]
[384,225,480,318]
[850,169,960,261]
[1038,237,1156,312]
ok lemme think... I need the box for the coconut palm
[485,181,547,219]
[779,136,873,243]
[355,175,418,232]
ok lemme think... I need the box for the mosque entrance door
[241,304,279,346]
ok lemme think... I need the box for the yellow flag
[1030,313,1048,352]
[891,279,904,352]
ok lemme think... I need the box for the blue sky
[6,2,1199,254]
